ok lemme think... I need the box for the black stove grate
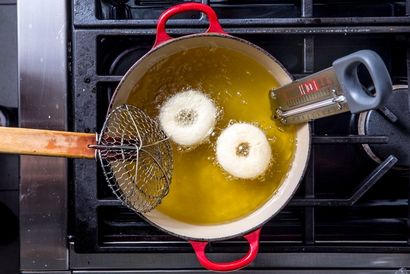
[71,0,410,254]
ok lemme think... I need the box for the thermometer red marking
[298,79,319,96]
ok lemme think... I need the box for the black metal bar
[407,45,410,113]
[378,106,399,123]
[408,164,410,244]
[98,199,123,207]
[304,145,315,245]
[74,17,410,28]
[407,0,410,16]
[349,155,398,203]
[95,75,123,82]
[290,198,348,206]
[212,26,410,34]
[92,243,410,253]
[289,155,398,206]
[312,135,389,144]
[303,36,314,73]
[301,0,313,18]
[407,40,410,245]
[74,26,410,36]
[73,27,101,252]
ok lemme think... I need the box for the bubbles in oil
[126,46,297,225]
[268,135,277,142]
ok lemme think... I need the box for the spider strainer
[91,104,173,213]
[0,104,172,213]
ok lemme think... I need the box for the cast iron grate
[76,0,409,24]
[71,0,410,253]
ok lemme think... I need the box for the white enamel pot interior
[108,3,311,272]
[111,33,311,239]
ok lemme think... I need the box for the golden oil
[127,46,296,225]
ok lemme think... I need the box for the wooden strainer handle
[0,127,96,158]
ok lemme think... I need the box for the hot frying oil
[127,47,296,225]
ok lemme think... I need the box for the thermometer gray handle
[271,50,393,124]
[332,50,392,113]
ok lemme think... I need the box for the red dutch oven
[109,3,310,272]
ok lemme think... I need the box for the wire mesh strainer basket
[94,104,173,213]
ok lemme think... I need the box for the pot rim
[109,32,312,241]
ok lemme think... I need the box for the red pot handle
[154,3,225,48]
[189,228,261,272]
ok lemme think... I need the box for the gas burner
[104,0,132,19]
[108,46,149,75]
[358,85,410,168]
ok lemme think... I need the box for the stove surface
[22,0,410,272]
